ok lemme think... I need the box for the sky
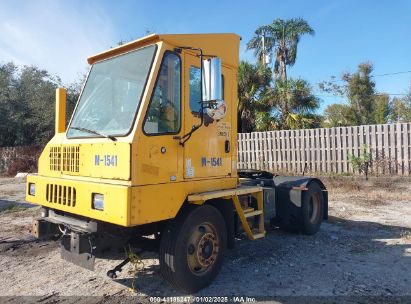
[1,0,411,113]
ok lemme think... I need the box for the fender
[238,170,328,229]
[273,175,328,221]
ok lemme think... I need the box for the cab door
[136,51,182,185]
[183,53,232,179]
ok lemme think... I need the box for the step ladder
[232,192,265,240]
[187,185,266,241]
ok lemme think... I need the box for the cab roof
[87,33,241,68]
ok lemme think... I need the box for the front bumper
[26,174,130,226]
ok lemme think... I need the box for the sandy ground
[0,176,411,302]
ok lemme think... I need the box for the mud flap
[61,232,95,271]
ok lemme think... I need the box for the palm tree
[247,18,315,81]
[272,78,320,129]
[237,61,272,132]
[244,25,275,65]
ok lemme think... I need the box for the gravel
[0,176,410,302]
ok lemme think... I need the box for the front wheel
[159,205,227,293]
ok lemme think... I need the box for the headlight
[92,193,104,210]
[29,183,36,196]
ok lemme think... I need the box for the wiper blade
[70,126,117,141]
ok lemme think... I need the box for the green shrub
[349,145,371,180]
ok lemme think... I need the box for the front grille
[46,184,77,207]
[49,145,80,173]
[62,146,80,173]
[49,147,61,171]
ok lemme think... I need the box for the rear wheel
[301,182,324,235]
[159,205,226,293]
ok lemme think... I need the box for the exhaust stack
[55,88,66,134]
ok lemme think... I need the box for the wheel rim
[308,192,321,224]
[187,222,219,276]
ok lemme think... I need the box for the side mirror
[202,57,222,102]
[55,88,66,134]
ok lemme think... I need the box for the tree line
[320,62,411,127]
[0,62,82,147]
[1,19,411,147]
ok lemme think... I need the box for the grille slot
[49,147,61,171]
[46,184,76,207]
[62,146,80,173]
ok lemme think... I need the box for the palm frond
[246,25,276,63]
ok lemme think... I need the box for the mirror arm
[173,46,205,146]
[197,54,217,58]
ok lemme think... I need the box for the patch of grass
[322,175,410,191]
[371,177,406,190]
[322,175,411,206]
[0,203,27,214]
[322,176,361,192]
[320,172,354,178]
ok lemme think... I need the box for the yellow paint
[27,33,244,228]
[55,88,66,134]
[38,140,131,180]
[182,53,234,179]
[232,192,265,240]
[88,34,240,68]
[26,174,130,226]
[187,185,262,202]
[130,177,237,225]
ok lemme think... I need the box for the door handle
[225,140,230,153]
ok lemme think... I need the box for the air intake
[62,146,80,173]
[49,146,61,171]
[46,184,76,207]
[49,145,80,173]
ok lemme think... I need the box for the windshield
[67,45,156,138]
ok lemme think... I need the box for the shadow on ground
[108,216,411,298]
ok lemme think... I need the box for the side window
[189,66,202,113]
[144,52,181,134]
[189,66,224,114]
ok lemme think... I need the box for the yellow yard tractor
[26,33,327,292]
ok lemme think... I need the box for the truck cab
[27,33,240,227]
[26,33,327,293]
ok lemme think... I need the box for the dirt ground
[0,176,411,303]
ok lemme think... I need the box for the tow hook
[107,257,130,279]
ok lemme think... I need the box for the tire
[159,205,227,293]
[275,214,299,232]
[301,182,324,235]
